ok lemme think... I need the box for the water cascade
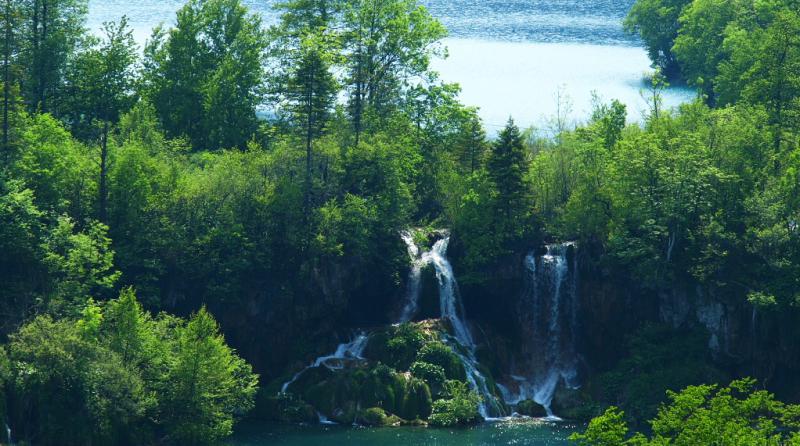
[282,231,505,420]
[317,412,337,425]
[280,333,369,393]
[402,233,505,418]
[279,231,430,399]
[503,243,580,417]
[5,423,10,446]
[398,231,424,323]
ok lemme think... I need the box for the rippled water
[87,0,693,131]
[422,0,637,44]
[226,420,579,446]
[88,0,636,44]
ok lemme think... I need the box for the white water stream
[502,243,580,417]
[280,333,369,394]
[401,233,506,418]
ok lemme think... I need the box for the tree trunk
[99,121,109,223]
[304,66,315,225]
[2,0,10,155]
[353,59,363,146]
[39,0,48,113]
[30,0,40,112]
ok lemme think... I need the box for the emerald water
[227,420,579,446]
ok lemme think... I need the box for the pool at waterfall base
[228,418,579,445]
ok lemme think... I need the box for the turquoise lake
[88,0,694,132]
[226,419,579,445]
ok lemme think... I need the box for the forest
[0,0,799,444]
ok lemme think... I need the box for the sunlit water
[88,0,694,132]
[227,420,579,446]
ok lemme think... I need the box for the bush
[427,381,482,427]
[5,292,258,446]
[369,324,427,371]
[571,379,800,445]
[417,342,465,381]
[410,361,446,392]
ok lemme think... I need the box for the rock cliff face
[455,245,800,410]
[571,262,800,403]
[239,234,800,417]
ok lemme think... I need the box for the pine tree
[272,0,340,223]
[488,118,529,221]
[65,17,138,222]
[163,307,258,445]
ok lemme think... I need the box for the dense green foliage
[1,0,799,441]
[428,380,483,427]
[3,290,257,446]
[627,0,800,117]
[572,379,800,445]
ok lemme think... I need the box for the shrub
[385,324,427,370]
[427,381,482,427]
[571,379,800,445]
[417,342,465,381]
[410,361,446,393]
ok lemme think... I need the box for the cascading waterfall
[407,234,505,418]
[282,230,505,421]
[425,237,475,347]
[504,243,580,417]
[280,332,369,394]
[317,412,336,425]
[280,230,431,399]
[5,423,10,446]
[398,230,424,323]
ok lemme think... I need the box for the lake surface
[227,420,579,446]
[87,0,693,131]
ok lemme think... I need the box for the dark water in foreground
[227,420,578,446]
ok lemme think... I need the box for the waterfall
[414,235,505,418]
[425,237,474,347]
[5,423,10,446]
[505,243,580,417]
[399,230,424,323]
[280,332,369,394]
[317,412,337,425]
[282,231,506,421]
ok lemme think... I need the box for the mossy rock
[253,392,316,423]
[402,418,428,427]
[358,407,392,426]
[551,387,600,421]
[400,377,433,420]
[417,265,440,319]
[516,399,547,417]
[304,380,338,415]
[283,365,334,395]
[330,401,359,424]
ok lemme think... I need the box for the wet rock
[515,399,547,417]
[551,385,599,421]
[254,392,317,423]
